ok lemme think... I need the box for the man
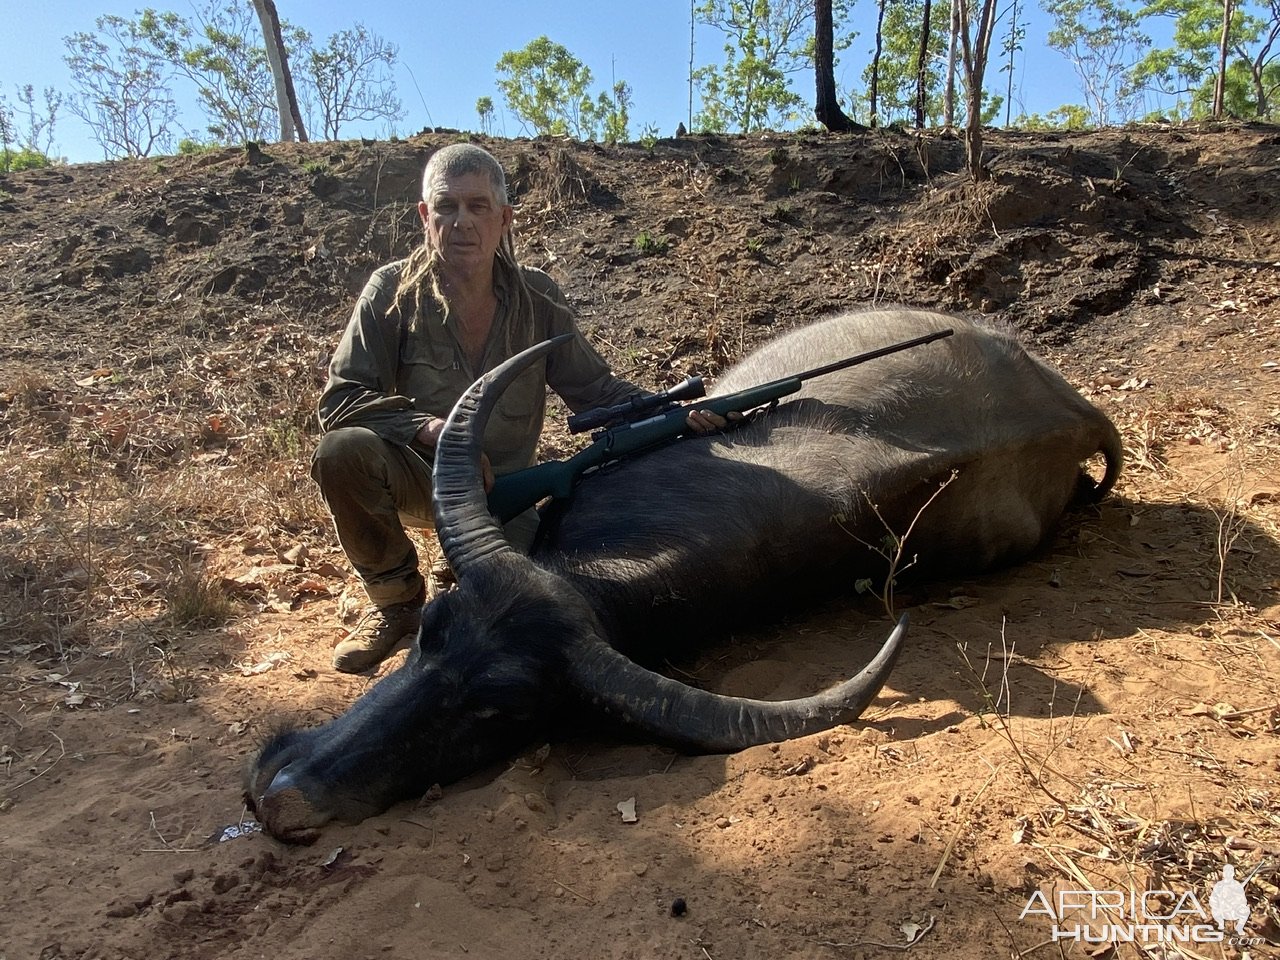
[313,144,722,673]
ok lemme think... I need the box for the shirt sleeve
[317,267,432,446]
[531,274,651,414]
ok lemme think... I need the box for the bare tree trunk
[251,0,307,142]
[1004,0,1018,125]
[957,0,998,179]
[689,0,696,131]
[944,0,959,131]
[870,0,888,127]
[815,0,862,130]
[915,0,933,129]
[1213,0,1235,118]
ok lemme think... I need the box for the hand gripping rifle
[485,327,954,523]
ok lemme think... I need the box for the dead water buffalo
[246,308,1121,842]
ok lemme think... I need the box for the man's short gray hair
[422,143,510,207]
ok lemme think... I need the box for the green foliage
[302,24,404,140]
[0,83,62,169]
[496,36,625,140]
[632,230,670,255]
[638,122,661,149]
[1012,103,1095,129]
[65,2,403,152]
[1188,56,1280,118]
[0,148,53,172]
[1044,0,1149,125]
[64,15,178,158]
[598,81,632,144]
[176,137,219,155]
[134,2,283,144]
[476,95,495,135]
[694,0,853,132]
[846,0,951,125]
[1132,0,1278,119]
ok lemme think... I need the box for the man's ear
[418,200,430,228]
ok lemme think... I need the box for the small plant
[177,138,219,156]
[842,468,959,617]
[166,553,236,627]
[633,230,670,256]
[262,418,307,459]
[745,236,765,256]
[638,122,661,150]
[302,159,330,176]
[771,202,796,222]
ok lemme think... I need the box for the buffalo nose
[257,767,325,845]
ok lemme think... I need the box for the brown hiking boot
[426,555,456,600]
[332,587,426,674]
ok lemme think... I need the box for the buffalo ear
[566,615,907,752]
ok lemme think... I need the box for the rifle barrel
[794,328,954,383]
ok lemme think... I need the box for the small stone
[715,816,731,829]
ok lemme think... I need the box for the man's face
[418,172,513,277]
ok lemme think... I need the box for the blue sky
[3,0,1117,163]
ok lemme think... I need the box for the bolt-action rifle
[485,327,954,523]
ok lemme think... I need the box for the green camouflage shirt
[318,260,645,475]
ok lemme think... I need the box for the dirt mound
[1,125,1278,959]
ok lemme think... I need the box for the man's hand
[417,417,495,492]
[685,409,743,435]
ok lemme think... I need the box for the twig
[931,762,1000,887]
[811,914,935,951]
[9,732,65,791]
[553,879,596,904]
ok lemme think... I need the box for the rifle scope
[567,375,707,434]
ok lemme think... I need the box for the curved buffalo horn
[567,614,908,752]
[433,334,575,578]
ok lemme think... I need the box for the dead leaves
[219,528,348,614]
[1184,701,1280,738]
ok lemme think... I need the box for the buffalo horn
[566,615,908,752]
[433,334,574,578]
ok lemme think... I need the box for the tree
[1045,0,1148,126]
[0,83,61,170]
[476,96,496,135]
[64,15,178,158]
[868,0,888,125]
[855,0,953,125]
[1000,0,1028,124]
[956,0,1000,177]
[815,0,861,129]
[597,81,633,143]
[1238,0,1280,115]
[1213,0,1238,115]
[495,37,619,139]
[135,2,281,144]
[695,0,849,132]
[303,25,403,139]
[251,0,306,141]
[944,0,961,128]
[916,0,935,127]
[1133,0,1278,118]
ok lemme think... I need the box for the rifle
[485,327,954,523]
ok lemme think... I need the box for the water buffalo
[246,308,1121,843]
